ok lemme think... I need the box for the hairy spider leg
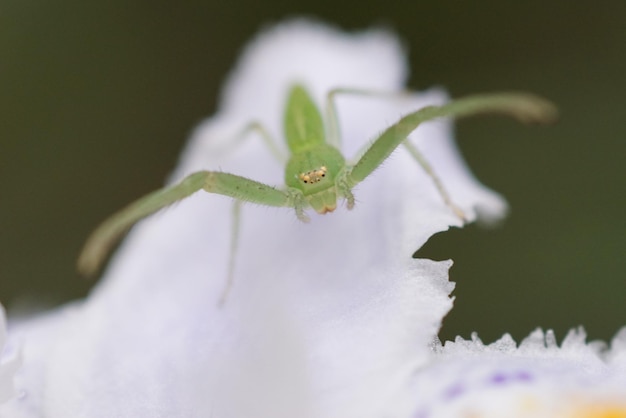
[219,200,242,306]
[325,87,466,220]
[344,92,558,194]
[77,171,301,278]
[216,123,287,306]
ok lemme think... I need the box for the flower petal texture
[4,20,515,418]
[408,328,626,418]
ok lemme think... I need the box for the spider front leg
[77,171,305,277]
[345,92,558,217]
[335,167,356,210]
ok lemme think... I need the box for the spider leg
[77,171,302,277]
[346,92,557,188]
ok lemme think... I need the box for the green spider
[78,85,556,292]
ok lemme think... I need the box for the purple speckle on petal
[515,371,533,381]
[491,373,508,384]
[489,371,533,386]
[413,409,430,418]
[443,383,465,399]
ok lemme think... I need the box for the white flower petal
[5,20,507,417]
[606,327,626,372]
[407,328,626,417]
[0,305,20,406]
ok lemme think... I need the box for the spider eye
[299,166,328,184]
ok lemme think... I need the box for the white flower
[1,18,623,418]
[0,306,20,407]
[409,328,626,417]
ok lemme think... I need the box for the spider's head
[285,145,346,215]
[297,165,337,214]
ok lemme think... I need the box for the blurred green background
[1,0,624,343]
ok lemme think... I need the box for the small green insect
[78,85,556,299]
